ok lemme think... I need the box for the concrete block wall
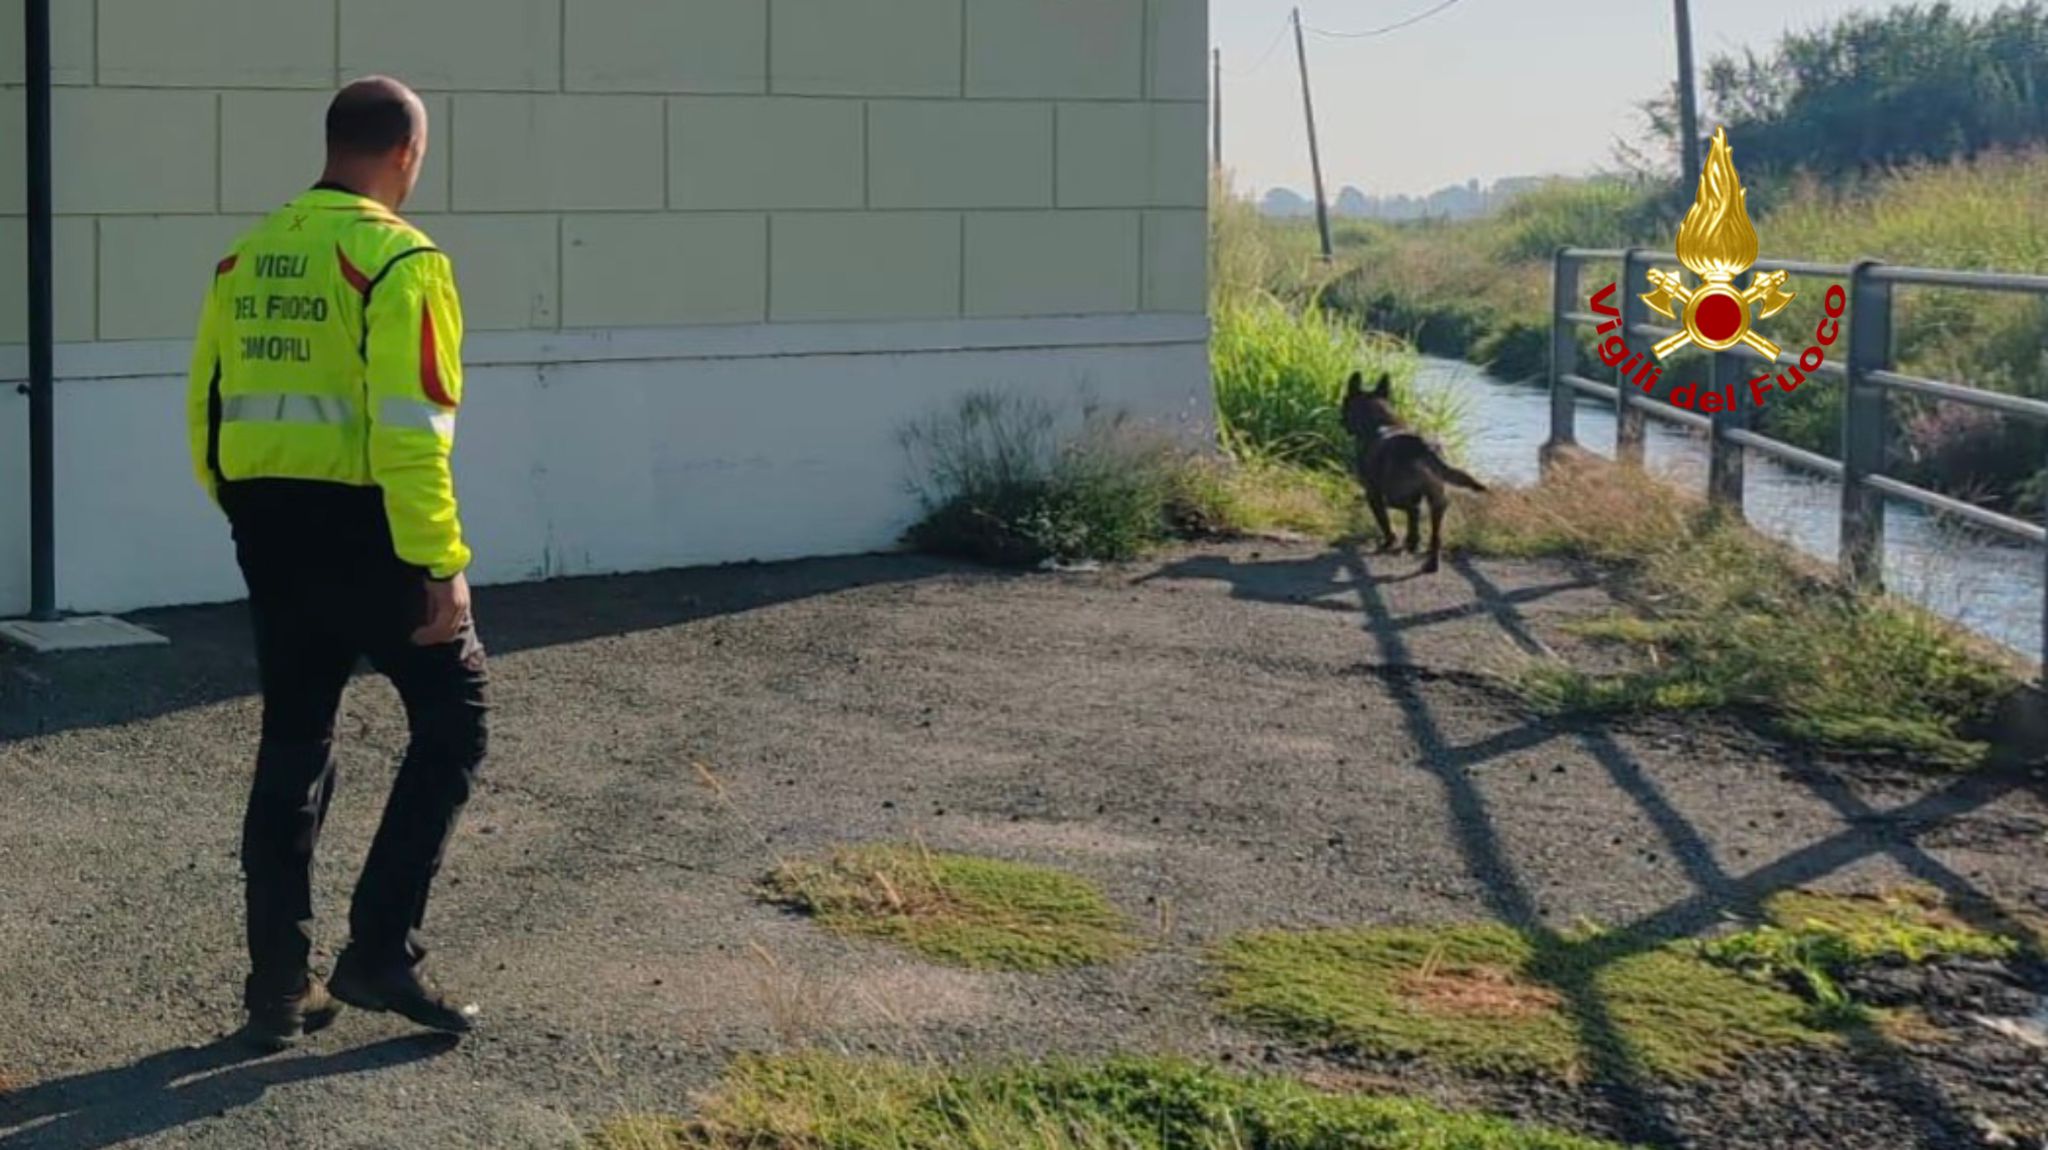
[0,0,1212,617]
[1,0,1209,344]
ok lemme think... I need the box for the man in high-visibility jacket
[187,76,486,1049]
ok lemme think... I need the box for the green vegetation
[1743,151,2048,503]
[899,173,1454,569]
[590,1054,1628,1150]
[1170,456,1371,542]
[1653,2,2048,180]
[1209,173,1459,475]
[1271,1,2048,511]
[895,386,1379,567]
[1457,458,2019,764]
[761,844,1141,971]
[1210,296,1456,474]
[1700,888,2028,1020]
[1207,894,2038,1087]
[1210,922,1837,1082]
[898,390,1197,568]
[1308,150,2048,433]
[893,381,1399,567]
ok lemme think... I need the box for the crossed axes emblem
[1639,266,1797,361]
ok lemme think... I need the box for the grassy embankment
[901,169,2026,765]
[1462,458,2021,765]
[1276,151,2048,512]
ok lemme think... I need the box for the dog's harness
[1358,426,1427,463]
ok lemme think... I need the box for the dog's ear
[1345,371,1364,398]
[1373,373,1392,398]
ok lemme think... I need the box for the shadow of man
[0,1034,456,1150]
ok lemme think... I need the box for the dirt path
[1,542,2043,1149]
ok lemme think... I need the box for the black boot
[330,950,479,1034]
[241,975,343,1051]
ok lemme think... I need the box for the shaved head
[320,76,429,211]
[326,75,426,161]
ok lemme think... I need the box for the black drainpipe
[23,0,55,620]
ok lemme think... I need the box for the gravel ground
[1,540,2043,1150]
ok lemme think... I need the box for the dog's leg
[1402,502,1422,554]
[1367,489,1396,552]
[1423,494,1446,573]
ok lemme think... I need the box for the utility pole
[1212,47,1223,170]
[26,0,55,620]
[1291,8,1333,260]
[1673,0,1702,197]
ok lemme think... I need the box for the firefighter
[187,76,487,1050]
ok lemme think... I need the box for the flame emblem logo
[1640,128,1796,360]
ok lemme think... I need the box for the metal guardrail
[1546,246,2048,667]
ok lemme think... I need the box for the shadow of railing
[1341,546,1684,1145]
[1148,543,2038,1146]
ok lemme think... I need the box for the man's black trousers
[221,480,489,1007]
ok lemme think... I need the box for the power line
[1305,0,1468,39]
[1221,14,1292,76]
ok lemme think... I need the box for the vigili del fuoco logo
[1586,127,1848,415]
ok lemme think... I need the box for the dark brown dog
[1340,371,1486,573]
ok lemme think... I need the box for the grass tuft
[1457,460,2020,764]
[1210,923,1838,1082]
[899,390,1195,568]
[761,844,1141,972]
[591,1053,1630,1150]
[590,1115,689,1150]
[1453,457,1698,564]
[1168,455,1371,542]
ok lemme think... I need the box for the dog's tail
[1427,455,1488,492]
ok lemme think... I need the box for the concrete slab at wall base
[0,315,1212,617]
[0,616,169,652]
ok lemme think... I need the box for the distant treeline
[1253,1,2048,514]
[1646,1,2048,180]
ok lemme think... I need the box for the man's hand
[413,572,472,646]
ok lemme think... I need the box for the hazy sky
[1213,0,2016,196]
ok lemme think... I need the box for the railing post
[1707,350,1747,514]
[1616,248,1647,467]
[1543,248,1579,471]
[1842,260,1890,590]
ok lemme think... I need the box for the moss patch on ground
[1210,922,1842,1082]
[760,844,1142,972]
[1700,888,2033,1017]
[590,1054,1629,1150]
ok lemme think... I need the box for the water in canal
[1412,357,2045,661]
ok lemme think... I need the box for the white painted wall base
[0,314,1212,617]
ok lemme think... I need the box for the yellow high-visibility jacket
[185,186,472,579]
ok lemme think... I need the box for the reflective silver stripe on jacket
[377,397,456,438]
[219,393,355,426]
